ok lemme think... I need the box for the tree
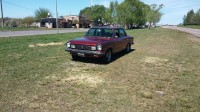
[10,19,17,27]
[5,19,17,27]
[79,7,92,20]
[183,9,195,25]
[35,8,51,21]
[146,4,163,29]
[104,8,112,24]
[22,16,35,27]
[79,5,106,26]
[183,9,200,25]
[194,9,200,25]
[116,0,149,28]
[3,18,22,27]
[72,19,79,24]
[116,1,128,27]
[79,0,163,28]
[106,1,118,25]
[91,5,106,25]
[134,1,149,26]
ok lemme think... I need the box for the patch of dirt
[29,45,35,47]
[29,42,64,47]
[62,74,104,87]
[41,61,104,87]
[45,74,61,81]
[139,90,153,99]
[144,57,168,63]
[63,61,98,72]
[15,99,28,107]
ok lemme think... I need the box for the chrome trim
[65,48,104,55]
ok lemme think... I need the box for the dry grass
[62,74,104,87]
[187,34,200,43]
[143,56,168,63]
[43,62,104,88]
[29,42,64,47]
[0,28,200,111]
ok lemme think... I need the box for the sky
[1,0,200,25]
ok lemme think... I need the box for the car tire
[103,49,112,64]
[125,43,131,53]
[72,55,79,60]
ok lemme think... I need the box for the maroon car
[65,27,134,63]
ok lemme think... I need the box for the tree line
[1,0,164,28]
[183,9,200,25]
[79,0,163,29]
[0,8,51,27]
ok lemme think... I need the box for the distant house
[63,15,80,28]
[35,15,92,28]
[63,15,92,28]
[59,18,72,28]
[39,18,59,28]
[79,16,91,28]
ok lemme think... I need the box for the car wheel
[72,55,79,60]
[125,43,131,53]
[103,49,112,64]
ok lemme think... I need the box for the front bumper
[65,48,105,58]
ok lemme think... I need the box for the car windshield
[85,28,113,38]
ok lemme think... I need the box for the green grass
[0,27,43,31]
[178,25,200,29]
[0,28,200,111]
[0,27,80,31]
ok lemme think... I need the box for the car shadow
[71,49,136,65]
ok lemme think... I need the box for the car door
[113,29,124,52]
[119,29,128,50]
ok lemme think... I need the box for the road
[0,29,88,37]
[162,26,200,38]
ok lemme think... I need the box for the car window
[92,28,101,36]
[85,28,113,38]
[86,28,96,36]
[104,29,113,38]
[115,29,120,38]
[119,29,126,37]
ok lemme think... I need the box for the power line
[2,0,35,11]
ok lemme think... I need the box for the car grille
[74,45,92,50]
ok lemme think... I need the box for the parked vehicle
[65,27,134,63]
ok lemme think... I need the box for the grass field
[0,27,79,31]
[0,28,200,111]
[0,27,44,31]
[179,25,200,29]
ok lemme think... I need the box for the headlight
[67,42,71,48]
[91,46,96,50]
[97,45,102,51]
[71,44,75,49]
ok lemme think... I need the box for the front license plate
[77,53,85,57]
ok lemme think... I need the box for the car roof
[91,26,124,29]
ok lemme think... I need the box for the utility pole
[90,0,93,7]
[56,0,59,33]
[0,0,4,28]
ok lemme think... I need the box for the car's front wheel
[72,55,79,60]
[103,49,112,64]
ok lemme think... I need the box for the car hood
[69,36,111,46]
